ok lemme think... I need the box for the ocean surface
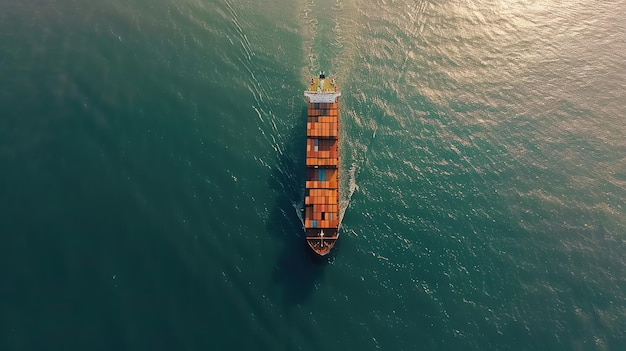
[1,0,625,350]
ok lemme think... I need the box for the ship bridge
[304,72,341,103]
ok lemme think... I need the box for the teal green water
[1,0,625,350]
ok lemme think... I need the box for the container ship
[303,71,341,255]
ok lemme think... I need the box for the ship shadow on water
[266,106,328,306]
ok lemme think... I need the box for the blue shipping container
[318,169,326,181]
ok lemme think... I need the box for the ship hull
[303,73,341,255]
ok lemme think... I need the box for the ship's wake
[296,0,378,235]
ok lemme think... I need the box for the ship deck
[303,74,340,255]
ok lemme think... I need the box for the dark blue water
[1,0,625,350]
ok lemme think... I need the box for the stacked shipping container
[304,102,339,232]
